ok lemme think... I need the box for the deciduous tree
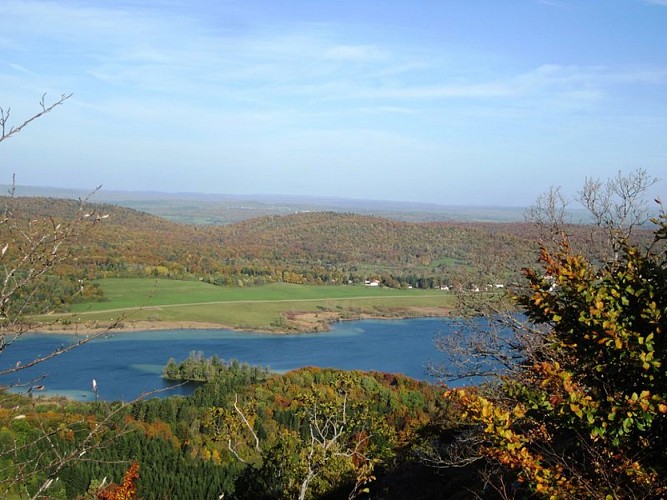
[438,174,666,498]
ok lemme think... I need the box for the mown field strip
[71,278,449,311]
[71,294,445,315]
[60,279,453,330]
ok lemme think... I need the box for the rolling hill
[1,195,538,293]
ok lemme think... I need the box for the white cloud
[4,1,665,118]
[332,63,666,108]
[2,0,666,205]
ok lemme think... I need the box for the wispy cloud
[2,0,666,205]
[4,1,665,119]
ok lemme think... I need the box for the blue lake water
[0,318,455,402]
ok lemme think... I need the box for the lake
[0,317,456,402]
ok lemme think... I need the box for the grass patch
[66,278,454,330]
[73,279,447,311]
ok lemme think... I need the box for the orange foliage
[97,462,139,500]
[123,415,180,449]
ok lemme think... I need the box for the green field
[66,279,454,331]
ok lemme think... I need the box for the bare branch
[233,393,260,452]
[524,185,569,246]
[0,93,72,143]
[578,168,659,260]
[0,93,129,496]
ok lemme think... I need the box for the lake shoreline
[3,316,450,401]
[28,307,453,336]
[29,306,453,336]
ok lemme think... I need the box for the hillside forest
[0,162,665,498]
[1,194,631,316]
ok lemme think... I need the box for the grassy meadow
[65,278,454,331]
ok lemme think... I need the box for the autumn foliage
[445,212,667,498]
[97,462,139,500]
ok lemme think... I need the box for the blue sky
[1,0,666,206]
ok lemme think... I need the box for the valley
[3,195,531,334]
[1,188,663,499]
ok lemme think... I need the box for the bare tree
[1,94,112,376]
[579,168,658,234]
[524,186,568,238]
[297,389,371,500]
[523,185,569,253]
[578,168,659,260]
[0,94,127,499]
[0,188,110,373]
[434,169,661,387]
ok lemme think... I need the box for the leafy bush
[445,210,667,498]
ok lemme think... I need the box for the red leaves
[97,462,139,500]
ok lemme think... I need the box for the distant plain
[5,184,533,224]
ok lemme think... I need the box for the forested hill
[216,212,535,275]
[2,196,538,287]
